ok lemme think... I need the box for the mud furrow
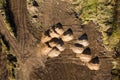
[0,15,21,59]
[8,0,35,58]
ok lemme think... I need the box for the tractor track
[0,15,21,58]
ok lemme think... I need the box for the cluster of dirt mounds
[27,0,114,80]
[19,0,114,79]
[33,22,112,80]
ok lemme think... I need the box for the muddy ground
[0,0,115,80]
[28,0,113,80]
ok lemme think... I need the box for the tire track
[0,15,21,59]
[8,0,35,60]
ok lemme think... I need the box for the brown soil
[0,0,114,80]
[29,0,113,80]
